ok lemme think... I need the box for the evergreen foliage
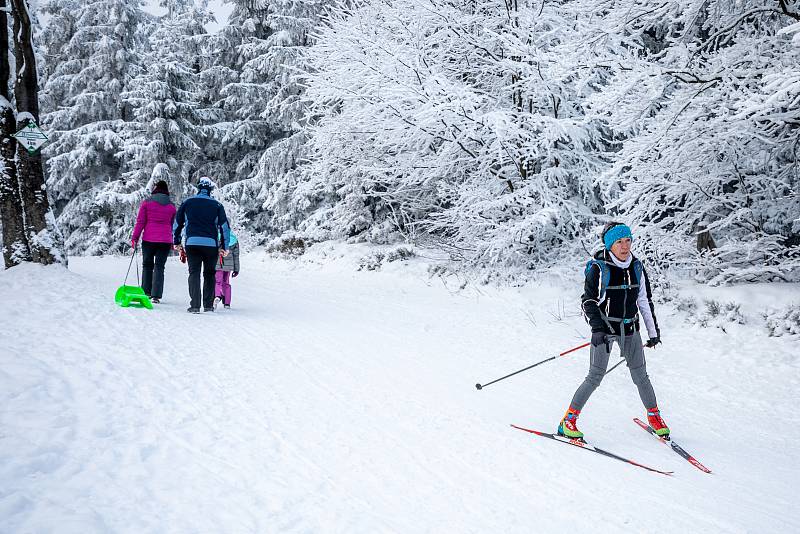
[39,0,149,254]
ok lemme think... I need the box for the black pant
[141,241,172,299]
[186,245,218,309]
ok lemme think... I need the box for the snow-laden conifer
[212,0,330,238]
[102,3,218,252]
[39,0,148,254]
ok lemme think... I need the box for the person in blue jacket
[173,177,231,313]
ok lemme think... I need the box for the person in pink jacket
[131,180,177,303]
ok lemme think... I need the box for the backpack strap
[586,257,642,338]
[605,258,642,291]
[632,259,643,287]
[585,259,611,303]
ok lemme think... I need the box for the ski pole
[605,358,625,376]
[475,342,591,390]
[604,341,651,377]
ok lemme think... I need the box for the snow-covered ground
[1,244,798,533]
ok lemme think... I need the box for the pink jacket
[132,194,177,244]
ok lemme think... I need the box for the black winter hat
[152,180,169,195]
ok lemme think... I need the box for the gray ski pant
[569,331,657,411]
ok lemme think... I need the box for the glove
[178,247,187,264]
[220,248,230,258]
[232,271,239,278]
[131,239,137,249]
[591,331,610,352]
[645,336,661,348]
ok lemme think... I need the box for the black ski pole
[475,342,591,390]
[603,342,652,376]
[605,358,625,375]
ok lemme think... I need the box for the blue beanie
[603,224,633,250]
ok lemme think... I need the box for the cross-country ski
[634,418,712,474]
[511,424,673,476]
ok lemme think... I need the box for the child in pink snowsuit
[215,232,240,308]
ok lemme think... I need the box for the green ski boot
[557,407,584,439]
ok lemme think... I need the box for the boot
[557,407,584,439]
[647,407,670,437]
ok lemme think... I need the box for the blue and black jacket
[581,249,659,337]
[173,191,231,250]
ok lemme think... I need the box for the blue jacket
[173,191,231,249]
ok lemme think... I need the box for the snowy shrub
[681,299,746,332]
[358,246,416,271]
[267,236,308,257]
[675,296,698,317]
[763,304,800,337]
[427,265,450,279]
[385,246,416,263]
[426,263,469,291]
[692,238,800,286]
[357,253,384,272]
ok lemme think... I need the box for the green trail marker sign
[12,122,49,154]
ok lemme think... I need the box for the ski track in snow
[1,247,799,533]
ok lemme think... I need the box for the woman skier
[558,222,669,439]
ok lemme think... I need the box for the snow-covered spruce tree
[39,0,148,255]
[252,0,334,237]
[104,4,219,253]
[199,1,277,191]
[577,0,800,283]
[298,1,607,273]
[212,0,331,240]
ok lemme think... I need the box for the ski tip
[689,459,713,474]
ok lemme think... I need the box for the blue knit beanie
[603,224,633,250]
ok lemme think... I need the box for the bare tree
[0,0,30,267]
[9,0,61,265]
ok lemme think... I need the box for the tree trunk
[696,223,717,252]
[11,0,62,265]
[0,0,30,267]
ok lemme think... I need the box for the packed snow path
[2,248,798,533]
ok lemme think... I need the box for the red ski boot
[647,407,670,437]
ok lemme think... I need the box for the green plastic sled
[115,285,153,309]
